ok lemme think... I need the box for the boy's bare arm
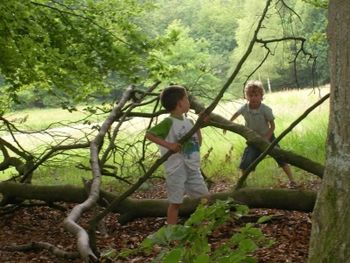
[230,111,240,122]
[223,111,240,134]
[265,120,275,140]
[145,133,182,152]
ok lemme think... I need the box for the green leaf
[163,248,183,263]
[100,248,117,258]
[257,215,273,224]
[239,239,258,253]
[193,253,210,263]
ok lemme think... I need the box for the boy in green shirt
[146,85,209,224]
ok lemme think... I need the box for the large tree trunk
[0,182,315,224]
[308,1,350,262]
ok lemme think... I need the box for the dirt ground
[0,180,316,262]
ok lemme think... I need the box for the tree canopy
[0,0,328,110]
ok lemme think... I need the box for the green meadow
[0,86,329,189]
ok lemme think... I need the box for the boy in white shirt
[146,85,209,224]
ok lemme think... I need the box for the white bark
[63,86,134,262]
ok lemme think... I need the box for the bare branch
[64,86,134,261]
[256,36,317,88]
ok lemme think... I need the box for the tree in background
[138,0,243,92]
[144,0,241,55]
[229,0,328,92]
[0,0,329,111]
[294,1,328,86]
[308,0,350,261]
[146,21,221,98]
[0,0,177,109]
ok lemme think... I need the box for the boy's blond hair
[244,80,265,98]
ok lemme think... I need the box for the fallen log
[0,182,315,224]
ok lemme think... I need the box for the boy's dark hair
[160,85,186,112]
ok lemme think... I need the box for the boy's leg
[238,169,248,187]
[167,203,181,225]
[184,167,209,200]
[281,164,297,187]
[270,136,297,187]
[238,145,260,187]
[165,164,187,225]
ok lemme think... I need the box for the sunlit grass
[2,106,109,131]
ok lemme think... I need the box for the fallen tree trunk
[0,182,316,223]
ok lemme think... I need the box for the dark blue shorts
[239,135,286,170]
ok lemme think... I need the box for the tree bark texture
[0,182,315,223]
[308,1,350,262]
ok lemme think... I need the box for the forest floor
[0,179,319,263]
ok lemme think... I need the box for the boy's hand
[167,142,182,153]
[264,135,271,140]
[264,132,273,141]
[199,111,210,124]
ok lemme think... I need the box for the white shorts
[166,163,209,204]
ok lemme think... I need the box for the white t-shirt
[147,115,200,174]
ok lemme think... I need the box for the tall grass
[0,86,329,188]
[2,106,109,131]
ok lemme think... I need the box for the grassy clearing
[0,86,329,188]
[2,106,109,131]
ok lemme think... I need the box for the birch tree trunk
[308,1,350,262]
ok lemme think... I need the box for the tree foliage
[0,0,329,110]
[228,0,328,92]
[0,0,159,106]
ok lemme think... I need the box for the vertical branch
[63,86,134,262]
[202,0,273,116]
[100,82,160,165]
